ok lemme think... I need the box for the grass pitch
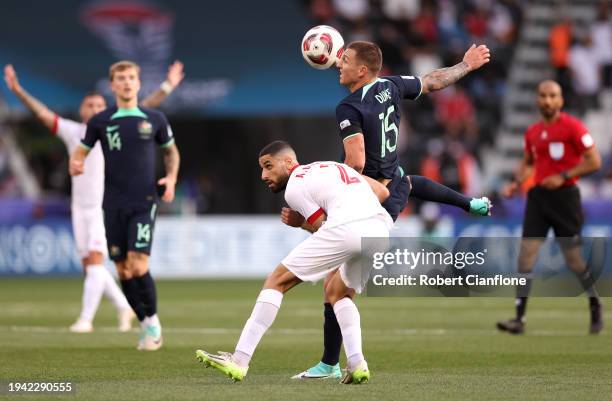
[1,278,611,401]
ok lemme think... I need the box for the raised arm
[157,143,181,202]
[141,61,185,108]
[419,44,490,95]
[4,64,56,131]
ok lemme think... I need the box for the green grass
[1,278,611,401]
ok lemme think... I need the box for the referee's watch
[560,171,571,180]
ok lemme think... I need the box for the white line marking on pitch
[0,326,605,337]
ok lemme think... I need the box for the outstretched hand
[166,60,185,88]
[4,64,20,92]
[463,44,491,71]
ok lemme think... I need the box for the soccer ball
[301,25,345,70]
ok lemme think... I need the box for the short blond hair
[108,60,140,81]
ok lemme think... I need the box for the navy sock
[134,272,157,317]
[409,175,471,211]
[321,303,342,366]
[120,278,146,321]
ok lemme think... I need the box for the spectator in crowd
[377,24,406,72]
[309,0,335,24]
[411,1,439,44]
[549,17,573,101]
[591,1,612,88]
[569,34,601,114]
[420,138,482,197]
[434,86,478,146]
[381,0,421,22]
[464,3,489,40]
[332,0,369,23]
[437,0,469,54]
[0,136,15,195]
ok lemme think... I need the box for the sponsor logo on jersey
[339,119,351,130]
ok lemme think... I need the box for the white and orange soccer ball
[301,25,345,70]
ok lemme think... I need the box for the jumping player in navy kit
[292,41,493,379]
[70,60,180,351]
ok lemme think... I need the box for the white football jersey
[284,162,392,229]
[54,116,104,208]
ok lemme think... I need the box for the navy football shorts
[381,173,411,222]
[103,202,158,261]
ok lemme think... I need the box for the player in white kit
[3,62,184,332]
[196,141,392,384]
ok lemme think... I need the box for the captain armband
[340,123,362,141]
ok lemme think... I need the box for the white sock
[78,265,106,323]
[233,289,283,367]
[333,297,364,370]
[101,268,130,311]
[148,314,161,328]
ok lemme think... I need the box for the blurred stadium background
[1,0,611,277]
[2,1,612,400]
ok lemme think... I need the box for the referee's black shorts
[522,185,583,242]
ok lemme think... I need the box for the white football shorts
[281,214,391,293]
[71,206,107,258]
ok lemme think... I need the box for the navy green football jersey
[81,106,175,209]
[336,75,421,179]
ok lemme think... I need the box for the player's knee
[326,291,352,306]
[323,271,335,290]
[126,252,149,276]
[115,261,130,280]
[517,240,542,272]
[263,264,300,293]
[324,283,353,305]
[563,249,585,273]
[87,251,104,265]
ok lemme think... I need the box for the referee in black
[497,80,603,334]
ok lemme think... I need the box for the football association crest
[138,120,153,138]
